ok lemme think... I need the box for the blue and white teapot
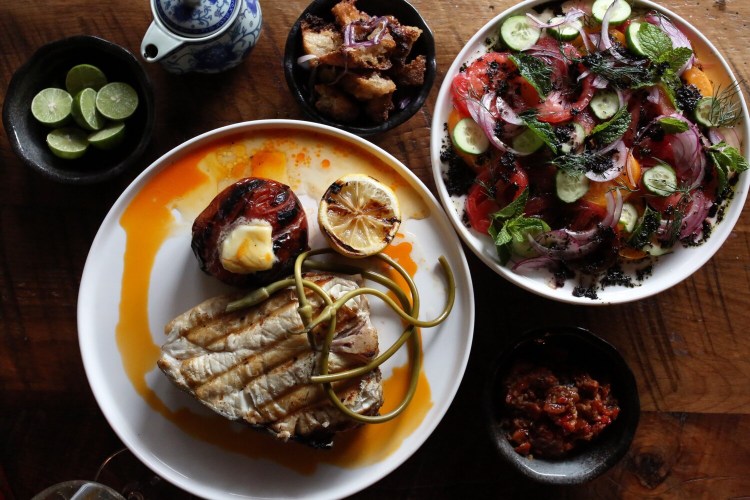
[141,0,262,74]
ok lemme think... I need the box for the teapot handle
[141,21,183,62]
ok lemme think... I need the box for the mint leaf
[658,117,689,134]
[509,53,553,99]
[491,188,528,220]
[590,107,632,145]
[708,142,749,172]
[657,47,693,74]
[519,111,559,155]
[638,22,673,60]
[488,189,550,265]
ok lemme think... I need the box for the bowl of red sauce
[486,326,640,484]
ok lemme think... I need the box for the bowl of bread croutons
[284,0,436,136]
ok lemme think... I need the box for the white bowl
[430,0,750,305]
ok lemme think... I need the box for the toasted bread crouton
[341,72,397,100]
[301,18,343,61]
[365,94,395,124]
[331,0,369,26]
[339,38,395,70]
[314,84,360,123]
[391,55,426,87]
[388,20,423,61]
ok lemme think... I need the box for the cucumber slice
[643,164,677,196]
[556,169,589,203]
[500,15,542,51]
[452,118,490,155]
[618,202,638,232]
[560,122,586,154]
[592,0,632,26]
[625,21,646,56]
[512,127,544,154]
[590,90,620,120]
[548,16,583,41]
[694,97,718,127]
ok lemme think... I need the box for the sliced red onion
[645,13,694,75]
[495,94,525,126]
[343,17,390,48]
[526,8,585,29]
[599,1,629,62]
[717,126,742,150]
[707,128,725,146]
[526,47,568,63]
[466,93,531,156]
[511,255,559,273]
[679,189,711,239]
[296,54,318,69]
[615,87,625,108]
[530,229,602,260]
[592,75,609,89]
[601,188,624,228]
[661,113,707,189]
[586,140,627,181]
[577,27,595,53]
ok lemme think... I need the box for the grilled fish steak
[159,273,383,447]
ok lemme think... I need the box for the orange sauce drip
[115,133,432,473]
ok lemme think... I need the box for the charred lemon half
[318,174,401,258]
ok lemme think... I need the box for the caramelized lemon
[318,174,401,258]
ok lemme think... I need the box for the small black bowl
[284,0,436,136]
[3,35,155,184]
[485,326,640,485]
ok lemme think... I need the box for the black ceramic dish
[485,326,640,485]
[283,0,436,136]
[3,35,155,184]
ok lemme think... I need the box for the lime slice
[96,82,139,121]
[46,127,89,159]
[71,88,106,131]
[65,64,108,95]
[31,88,72,127]
[88,122,126,150]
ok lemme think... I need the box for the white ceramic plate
[78,120,474,499]
[430,0,749,305]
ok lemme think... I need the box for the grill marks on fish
[159,273,383,447]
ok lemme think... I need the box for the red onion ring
[679,189,711,239]
[525,8,585,29]
[466,93,531,156]
[599,0,629,62]
[586,140,627,181]
[601,188,624,228]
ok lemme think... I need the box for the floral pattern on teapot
[151,0,262,74]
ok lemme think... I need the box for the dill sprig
[705,81,744,127]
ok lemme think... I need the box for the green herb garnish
[658,117,690,134]
[488,189,550,264]
[637,22,673,61]
[519,110,560,154]
[509,53,553,99]
[590,107,632,145]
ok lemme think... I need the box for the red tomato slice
[494,165,530,208]
[567,199,608,231]
[466,181,499,233]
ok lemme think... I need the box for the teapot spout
[141,21,183,62]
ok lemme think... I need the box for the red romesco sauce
[502,362,620,458]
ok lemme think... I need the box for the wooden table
[2,0,750,498]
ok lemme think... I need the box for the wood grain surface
[2,0,750,498]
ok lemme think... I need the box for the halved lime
[88,122,126,150]
[31,88,72,127]
[71,88,106,131]
[65,64,108,95]
[96,82,139,121]
[46,127,89,159]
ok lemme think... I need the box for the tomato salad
[441,0,747,296]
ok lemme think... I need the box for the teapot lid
[153,0,240,39]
